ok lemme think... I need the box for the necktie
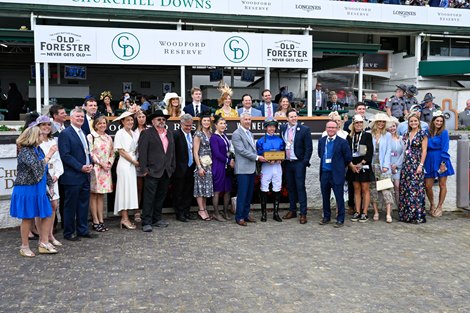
[244,109,249,114]
[246,130,253,145]
[78,129,90,165]
[286,127,294,159]
[186,132,193,167]
[267,105,272,118]
[195,105,199,116]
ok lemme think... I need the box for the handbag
[376,178,394,191]
[200,155,212,167]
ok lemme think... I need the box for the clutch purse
[358,144,367,156]
[263,151,285,161]
[200,155,212,167]
[376,178,394,191]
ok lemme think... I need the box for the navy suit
[58,125,92,238]
[258,102,278,117]
[183,103,211,117]
[318,136,352,223]
[280,123,313,215]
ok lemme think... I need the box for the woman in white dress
[37,115,64,246]
[114,111,139,230]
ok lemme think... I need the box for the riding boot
[260,192,268,222]
[273,192,282,222]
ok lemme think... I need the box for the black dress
[346,131,375,182]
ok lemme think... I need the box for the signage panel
[0,158,17,197]
[34,25,313,68]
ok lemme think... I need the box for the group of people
[319,98,454,228]
[9,83,457,257]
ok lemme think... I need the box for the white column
[415,35,422,88]
[44,62,49,110]
[358,53,364,104]
[307,68,313,117]
[177,21,185,104]
[304,29,313,116]
[264,67,270,90]
[35,63,41,113]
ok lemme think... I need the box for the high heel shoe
[198,209,211,221]
[120,219,136,230]
[38,242,58,254]
[433,206,443,217]
[50,238,63,246]
[99,223,109,232]
[92,223,105,232]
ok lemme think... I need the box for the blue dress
[10,147,52,219]
[424,129,455,179]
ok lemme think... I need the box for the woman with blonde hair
[37,115,64,245]
[87,115,115,231]
[164,92,183,118]
[274,96,292,118]
[322,111,348,139]
[368,113,394,223]
[424,112,454,217]
[387,116,404,206]
[10,126,59,257]
[346,114,375,223]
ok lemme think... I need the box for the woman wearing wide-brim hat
[113,109,140,230]
[368,113,395,223]
[163,92,183,118]
[347,114,375,223]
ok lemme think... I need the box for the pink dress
[87,133,115,194]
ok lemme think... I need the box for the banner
[34,25,313,68]
[2,0,470,28]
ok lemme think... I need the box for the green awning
[313,41,381,54]
[0,28,34,42]
[419,60,470,76]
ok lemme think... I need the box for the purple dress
[210,133,232,193]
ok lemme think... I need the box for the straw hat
[369,112,392,129]
[114,110,135,122]
[388,116,400,126]
[163,92,182,108]
[348,114,365,132]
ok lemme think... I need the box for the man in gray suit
[313,82,327,110]
[237,94,262,117]
[232,113,266,226]
[138,110,176,232]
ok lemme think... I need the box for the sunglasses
[155,118,166,121]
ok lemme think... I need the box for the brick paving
[1,209,470,313]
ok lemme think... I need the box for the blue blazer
[183,103,211,117]
[318,136,352,185]
[237,107,263,117]
[258,102,278,117]
[81,116,91,137]
[58,126,90,185]
[280,123,313,167]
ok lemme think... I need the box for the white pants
[260,163,282,192]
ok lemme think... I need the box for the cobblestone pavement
[1,209,470,313]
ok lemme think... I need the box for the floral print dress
[398,130,426,223]
[87,133,115,194]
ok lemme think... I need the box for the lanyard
[351,131,363,152]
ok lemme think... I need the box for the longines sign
[2,0,470,28]
[34,25,312,69]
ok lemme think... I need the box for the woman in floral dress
[398,112,428,224]
[193,115,214,221]
[87,116,115,232]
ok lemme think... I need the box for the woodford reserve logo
[39,32,91,58]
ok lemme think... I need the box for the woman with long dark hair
[424,112,454,217]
